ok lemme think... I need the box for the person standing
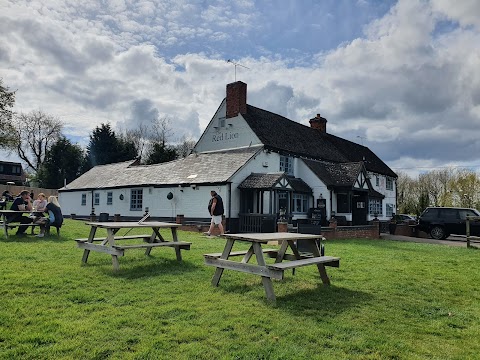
[205,190,224,236]
[8,190,33,236]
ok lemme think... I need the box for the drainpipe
[329,190,333,218]
[228,182,232,232]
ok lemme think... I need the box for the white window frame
[94,193,100,206]
[107,192,113,205]
[386,177,393,191]
[130,189,143,211]
[280,156,293,175]
[81,193,86,206]
[292,193,308,214]
[369,199,382,215]
[386,203,394,217]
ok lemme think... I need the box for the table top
[85,221,181,229]
[222,232,325,243]
[0,210,30,215]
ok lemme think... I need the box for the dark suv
[417,207,480,240]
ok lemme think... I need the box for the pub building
[59,82,397,232]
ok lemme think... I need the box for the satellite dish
[167,192,173,200]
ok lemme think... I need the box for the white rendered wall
[194,100,262,153]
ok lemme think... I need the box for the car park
[416,207,480,240]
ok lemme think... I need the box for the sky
[1,0,480,178]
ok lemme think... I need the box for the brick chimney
[309,114,327,133]
[226,81,247,119]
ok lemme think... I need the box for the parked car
[416,207,480,240]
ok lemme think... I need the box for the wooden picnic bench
[0,210,46,238]
[204,232,340,302]
[77,221,192,270]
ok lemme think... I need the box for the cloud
[1,0,480,177]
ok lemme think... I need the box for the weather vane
[226,59,249,81]
[357,135,366,146]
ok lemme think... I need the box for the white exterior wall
[296,159,331,217]
[367,172,397,221]
[194,100,262,153]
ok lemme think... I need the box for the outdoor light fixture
[119,194,124,200]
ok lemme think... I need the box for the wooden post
[466,216,470,248]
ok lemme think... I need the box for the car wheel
[430,226,446,240]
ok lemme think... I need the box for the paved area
[380,233,480,248]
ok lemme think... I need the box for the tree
[144,142,177,165]
[0,79,16,149]
[11,110,63,172]
[36,137,85,188]
[174,135,196,158]
[86,123,137,168]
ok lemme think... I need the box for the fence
[0,185,58,199]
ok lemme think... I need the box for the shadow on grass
[96,258,201,279]
[0,234,67,243]
[221,279,372,313]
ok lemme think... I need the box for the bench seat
[267,256,340,270]
[203,248,279,259]
[75,234,153,243]
[112,241,191,250]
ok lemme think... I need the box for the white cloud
[1,0,480,173]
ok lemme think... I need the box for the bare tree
[174,135,196,158]
[12,110,63,172]
[150,116,173,146]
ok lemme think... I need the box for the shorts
[211,215,223,225]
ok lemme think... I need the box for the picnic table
[0,210,42,238]
[76,221,192,270]
[204,232,340,302]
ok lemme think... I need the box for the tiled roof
[303,159,364,187]
[238,173,284,189]
[242,105,397,178]
[238,173,312,193]
[60,146,262,191]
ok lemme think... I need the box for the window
[81,194,86,206]
[93,193,100,205]
[293,194,308,213]
[386,203,394,217]
[218,117,226,127]
[337,193,350,213]
[386,177,393,191]
[376,176,379,187]
[130,189,143,211]
[356,201,365,209]
[369,199,382,215]
[107,192,113,205]
[279,156,293,175]
[0,165,3,172]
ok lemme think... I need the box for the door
[352,194,367,225]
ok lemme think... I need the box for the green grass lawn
[1,219,479,359]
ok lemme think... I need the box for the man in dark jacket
[205,190,224,236]
[9,190,33,235]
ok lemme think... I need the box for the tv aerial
[227,59,249,81]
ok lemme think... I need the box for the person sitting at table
[36,196,63,238]
[2,190,13,201]
[30,193,47,221]
[8,190,33,236]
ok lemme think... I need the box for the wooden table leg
[211,238,235,287]
[252,242,276,302]
[107,228,120,270]
[145,229,160,256]
[81,226,97,264]
[171,227,182,261]
[309,240,330,285]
